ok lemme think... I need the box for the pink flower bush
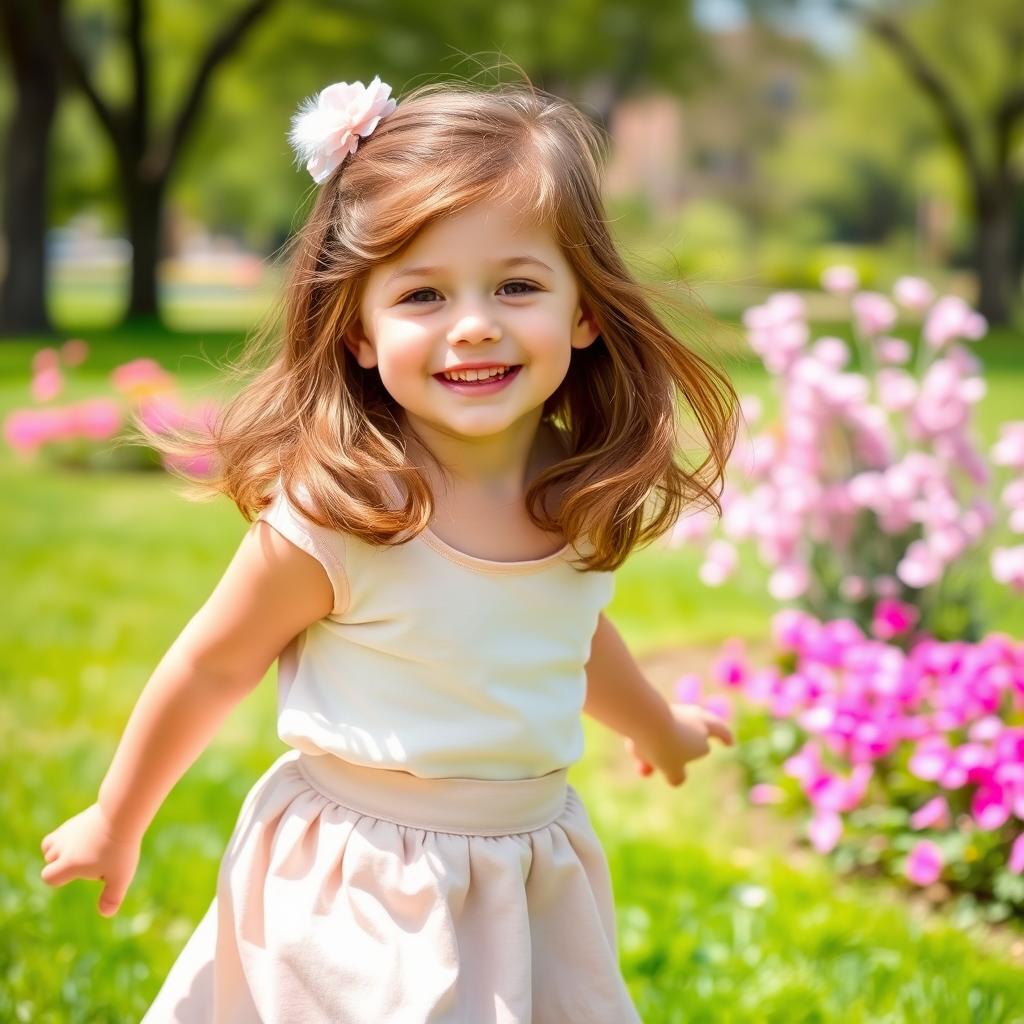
[702,609,1024,902]
[3,341,218,475]
[670,273,1024,643]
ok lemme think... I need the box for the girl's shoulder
[257,479,349,617]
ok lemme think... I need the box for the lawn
[3,310,1024,1022]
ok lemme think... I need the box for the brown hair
[142,75,738,572]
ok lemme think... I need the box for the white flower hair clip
[288,76,397,184]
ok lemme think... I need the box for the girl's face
[345,198,600,444]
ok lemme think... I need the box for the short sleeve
[257,485,349,618]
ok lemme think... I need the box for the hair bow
[288,76,397,184]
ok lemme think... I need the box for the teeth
[442,366,511,382]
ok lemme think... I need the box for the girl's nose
[447,305,502,346]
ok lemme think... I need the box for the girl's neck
[399,409,553,500]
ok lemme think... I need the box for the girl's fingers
[40,859,71,886]
[701,712,735,746]
[99,878,128,917]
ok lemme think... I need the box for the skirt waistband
[296,752,570,836]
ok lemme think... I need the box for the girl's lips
[433,365,522,395]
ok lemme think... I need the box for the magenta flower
[871,598,919,641]
[905,840,943,885]
[909,796,950,831]
[1010,835,1024,875]
[971,783,1011,831]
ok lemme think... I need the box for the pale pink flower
[905,840,943,885]
[31,366,63,402]
[892,276,935,311]
[811,337,849,369]
[839,575,867,601]
[808,810,843,853]
[896,540,942,588]
[851,292,898,336]
[61,339,89,366]
[699,539,738,586]
[769,562,809,600]
[73,398,122,440]
[992,423,1024,469]
[821,265,859,295]
[991,546,1024,589]
[673,673,702,704]
[749,783,785,805]
[163,452,215,477]
[703,695,733,721]
[923,295,987,349]
[739,394,763,425]
[110,358,174,396]
[289,77,397,184]
[877,337,912,364]
[31,347,59,373]
[138,393,186,434]
[876,369,917,412]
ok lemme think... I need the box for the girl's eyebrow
[384,256,554,287]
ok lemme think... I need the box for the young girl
[40,75,737,1022]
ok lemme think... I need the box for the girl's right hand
[40,804,141,917]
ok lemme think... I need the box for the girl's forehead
[407,201,555,253]
[370,204,562,281]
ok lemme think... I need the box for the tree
[56,0,277,320]
[749,0,1024,326]
[0,0,63,335]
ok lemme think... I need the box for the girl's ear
[343,320,378,369]
[571,297,601,350]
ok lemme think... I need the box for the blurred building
[605,24,823,220]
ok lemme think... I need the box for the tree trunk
[124,175,164,320]
[0,0,61,336]
[973,184,1020,328]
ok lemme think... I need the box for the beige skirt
[142,749,641,1023]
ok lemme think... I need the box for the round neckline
[419,525,572,574]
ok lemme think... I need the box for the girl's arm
[40,521,334,914]
[583,612,733,785]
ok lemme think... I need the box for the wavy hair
[141,74,739,572]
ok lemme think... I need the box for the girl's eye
[400,281,539,304]
[404,288,442,304]
[498,280,539,296]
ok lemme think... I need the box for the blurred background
[3,1,1024,1021]
[2,0,1020,334]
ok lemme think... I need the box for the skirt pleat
[142,749,641,1024]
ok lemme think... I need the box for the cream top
[256,482,615,780]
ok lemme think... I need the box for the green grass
[3,314,1024,1021]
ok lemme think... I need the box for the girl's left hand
[625,703,734,786]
